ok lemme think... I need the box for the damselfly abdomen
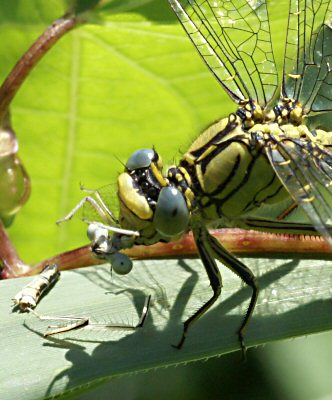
[13,264,60,311]
[60,0,332,352]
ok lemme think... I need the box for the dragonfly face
[117,148,190,245]
[60,0,332,353]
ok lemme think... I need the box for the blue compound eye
[126,149,155,171]
[153,187,189,238]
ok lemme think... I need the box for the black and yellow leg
[207,231,258,356]
[173,224,222,349]
[174,223,258,356]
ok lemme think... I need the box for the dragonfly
[59,0,332,353]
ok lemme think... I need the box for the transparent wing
[307,108,332,131]
[265,137,332,246]
[168,0,278,105]
[81,183,120,226]
[282,0,332,113]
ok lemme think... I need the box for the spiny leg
[80,185,117,221]
[56,192,139,237]
[29,309,89,336]
[173,224,222,349]
[56,196,109,224]
[30,295,151,336]
[207,231,258,357]
[83,220,140,238]
[87,295,151,330]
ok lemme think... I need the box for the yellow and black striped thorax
[177,99,312,222]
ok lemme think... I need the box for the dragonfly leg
[173,225,222,349]
[206,231,258,357]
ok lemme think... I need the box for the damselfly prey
[59,0,332,352]
[13,264,60,311]
[31,295,151,337]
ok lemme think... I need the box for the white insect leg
[88,295,151,330]
[29,309,89,336]
[30,296,151,336]
[84,220,140,237]
[80,185,117,221]
[56,196,109,224]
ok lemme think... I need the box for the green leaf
[0,0,289,262]
[1,256,331,399]
[1,0,231,262]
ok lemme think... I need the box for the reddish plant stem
[26,244,99,277]
[125,229,332,257]
[0,15,78,125]
[23,229,331,278]
[0,14,82,278]
[0,220,30,278]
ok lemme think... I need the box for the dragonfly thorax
[235,98,304,129]
[178,110,296,222]
[235,99,265,128]
[269,98,304,126]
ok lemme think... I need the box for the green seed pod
[0,128,30,226]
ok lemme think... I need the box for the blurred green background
[77,331,332,400]
[0,0,331,398]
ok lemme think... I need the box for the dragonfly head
[117,148,190,245]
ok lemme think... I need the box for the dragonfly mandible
[59,0,332,353]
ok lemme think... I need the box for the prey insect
[59,0,332,353]
[13,264,60,311]
[31,295,151,336]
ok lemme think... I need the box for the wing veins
[207,1,262,101]
[283,0,332,113]
[192,0,254,99]
[169,0,278,105]
[266,138,332,246]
